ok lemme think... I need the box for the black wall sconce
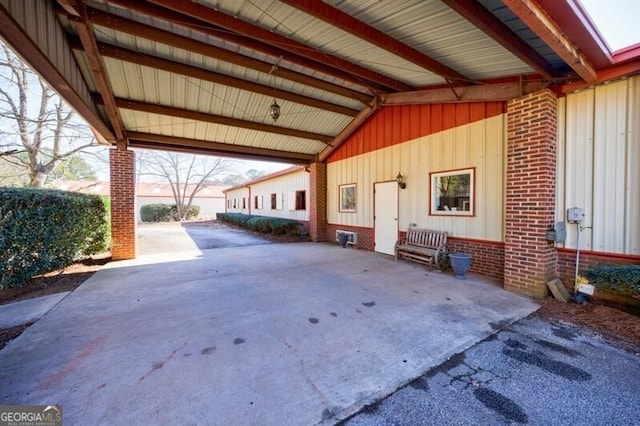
[396,172,406,189]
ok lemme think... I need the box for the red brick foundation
[308,162,327,242]
[448,237,505,280]
[109,148,136,260]
[504,89,558,298]
[326,224,374,250]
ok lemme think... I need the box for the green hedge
[583,264,640,297]
[217,212,301,235]
[140,204,173,222]
[0,187,110,288]
[140,204,200,222]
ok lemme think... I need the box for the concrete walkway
[0,292,70,329]
[0,241,538,425]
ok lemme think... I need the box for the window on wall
[233,198,237,209]
[339,184,356,212]
[270,193,277,210]
[430,168,475,216]
[295,190,306,210]
[242,197,246,209]
[254,195,259,209]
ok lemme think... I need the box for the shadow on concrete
[180,221,272,250]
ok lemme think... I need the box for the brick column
[308,162,327,242]
[504,89,558,297]
[109,148,136,260]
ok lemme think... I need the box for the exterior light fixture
[396,172,406,189]
[269,99,281,122]
[268,63,281,123]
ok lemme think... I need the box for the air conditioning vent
[335,230,357,245]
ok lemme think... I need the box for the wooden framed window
[242,197,246,209]
[295,190,306,210]
[430,167,474,216]
[339,183,356,213]
[270,193,277,210]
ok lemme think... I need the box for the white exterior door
[374,181,398,255]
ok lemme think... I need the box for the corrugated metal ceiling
[44,0,583,163]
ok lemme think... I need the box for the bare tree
[0,42,100,187]
[137,150,230,221]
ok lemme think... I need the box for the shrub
[0,187,110,288]
[181,206,200,220]
[583,264,640,298]
[140,204,173,222]
[141,204,201,222]
[218,213,300,235]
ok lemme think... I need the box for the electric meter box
[567,207,585,223]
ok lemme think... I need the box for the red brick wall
[557,249,640,288]
[504,89,558,297]
[309,162,327,242]
[110,148,136,260]
[326,224,374,250]
[448,237,505,280]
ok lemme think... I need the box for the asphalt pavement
[343,316,640,425]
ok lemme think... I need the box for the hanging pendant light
[268,63,281,123]
[270,99,281,122]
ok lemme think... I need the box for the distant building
[52,180,229,222]
[224,166,309,231]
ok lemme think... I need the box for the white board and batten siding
[225,167,310,222]
[327,115,506,242]
[224,187,250,213]
[558,75,640,255]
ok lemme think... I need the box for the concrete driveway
[0,225,538,424]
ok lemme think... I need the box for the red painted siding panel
[443,104,456,129]
[455,103,470,126]
[327,102,507,162]
[409,105,421,140]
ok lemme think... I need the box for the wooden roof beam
[0,3,116,143]
[106,0,381,95]
[148,0,412,92]
[127,132,314,165]
[281,0,469,84]
[105,97,334,144]
[63,1,127,148]
[68,36,360,117]
[381,81,547,105]
[76,7,372,104]
[503,0,597,83]
[319,100,379,162]
[441,0,555,79]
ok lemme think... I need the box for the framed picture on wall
[430,168,475,216]
[339,183,356,212]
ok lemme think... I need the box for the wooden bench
[395,227,449,270]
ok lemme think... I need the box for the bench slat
[395,228,448,270]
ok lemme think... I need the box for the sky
[580,0,640,51]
